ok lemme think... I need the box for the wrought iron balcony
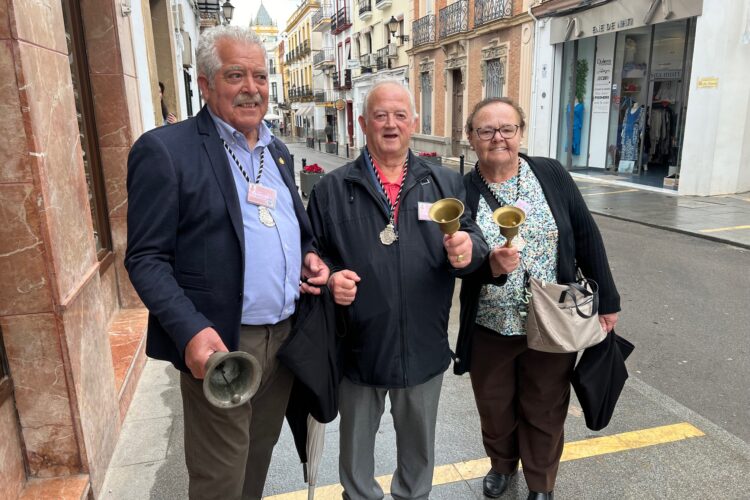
[313,47,335,67]
[475,0,512,27]
[358,0,371,19]
[332,7,351,34]
[439,0,469,39]
[312,4,333,31]
[314,89,338,103]
[332,70,351,89]
[412,14,435,47]
[376,47,390,70]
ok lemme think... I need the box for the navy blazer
[125,106,314,373]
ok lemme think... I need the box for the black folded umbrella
[278,287,342,496]
[571,329,634,431]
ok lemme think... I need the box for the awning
[264,112,281,121]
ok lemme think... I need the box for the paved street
[101,140,750,499]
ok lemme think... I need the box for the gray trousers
[339,373,444,500]
[180,320,294,500]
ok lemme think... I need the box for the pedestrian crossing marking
[698,224,750,233]
[263,422,704,499]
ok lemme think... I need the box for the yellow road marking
[263,423,703,499]
[583,189,640,196]
[698,225,750,233]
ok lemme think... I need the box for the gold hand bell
[428,198,465,235]
[492,206,526,247]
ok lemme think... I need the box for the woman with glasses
[454,97,620,500]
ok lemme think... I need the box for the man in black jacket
[126,26,328,499]
[307,81,488,500]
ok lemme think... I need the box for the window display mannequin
[566,98,585,155]
[619,101,644,172]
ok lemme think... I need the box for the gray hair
[465,97,526,136]
[196,25,266,87]
[362,79,417,119]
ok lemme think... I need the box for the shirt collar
[207,107,273,152]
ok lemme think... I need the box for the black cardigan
[453,154,621,375]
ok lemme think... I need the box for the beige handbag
[525,275,606,353]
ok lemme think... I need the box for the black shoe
[527,491,553,500]
[483,469,514,498]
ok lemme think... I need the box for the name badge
[515,199,531,215]
[247,184,277,209]
[418,202,433,221]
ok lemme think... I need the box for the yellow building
[285,1,321,138]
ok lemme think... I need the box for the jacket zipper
[349,169,431,387]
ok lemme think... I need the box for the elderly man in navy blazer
[125,26,329,500]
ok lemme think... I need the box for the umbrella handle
[303,463,308,483]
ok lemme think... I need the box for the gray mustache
[233,94,262,106]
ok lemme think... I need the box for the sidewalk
[99,140,750,499]
[286,139,750,249]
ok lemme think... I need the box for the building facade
[408,0,534,160]
[351,0,411,149]
[529,0,750,195]
[249,2,284,129]
[285,1,320,139]
[0,0,208,497]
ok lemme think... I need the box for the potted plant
[300,163,325,198]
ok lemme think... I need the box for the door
[451,70,464,157]
[346,102,354,146]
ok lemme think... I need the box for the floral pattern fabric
[475,159,559,336]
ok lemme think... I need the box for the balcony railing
[439,0,469,39]
[312,4,333,30]
[376,47,390,70]
[332,7,351,34]
[313,47,335,66]
[475,0,513,27]
[314,89,338,103]
[289,85,313,101]
[358,0,371,17]
[412,14,435,47]
[375,0,391,9]
[332,69,352,89]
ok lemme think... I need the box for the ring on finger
[456,254,464,262]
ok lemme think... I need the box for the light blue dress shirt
[209,110,301,325]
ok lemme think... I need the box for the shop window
[420,72,432,135]
[556,37,596,169]
[605,19,693,180]
[485,58,505,98]
[0,328,11,406]
[62,0,113,261]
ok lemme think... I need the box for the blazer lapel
[198,108,245,249]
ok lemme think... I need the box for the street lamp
[222,1,235,24]
[387,16,409,43]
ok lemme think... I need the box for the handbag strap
[559,280,599,319]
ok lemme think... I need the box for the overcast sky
[231,0,299,32]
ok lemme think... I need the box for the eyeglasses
[474,125,520,141]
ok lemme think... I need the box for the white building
[528,0,750,195]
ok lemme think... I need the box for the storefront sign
[592,57,613,113]
[651,70,683,80]
[697,77,719,89]
[346,59,360,69]
[549,0,703,44]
